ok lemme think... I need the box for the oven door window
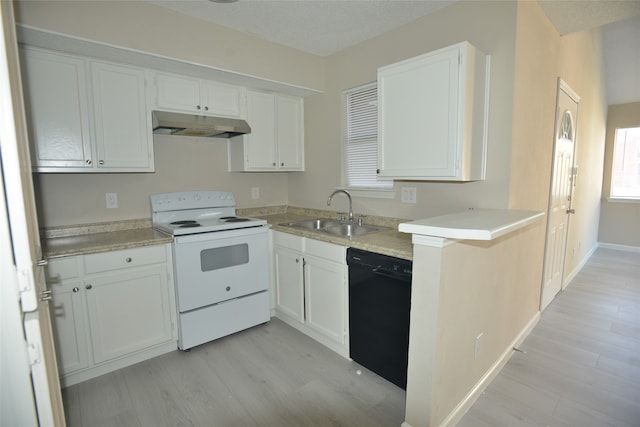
[201,244,249,272]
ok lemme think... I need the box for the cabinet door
[378,45,460,178]
[85,266,173,364]
[274,246,304,322]
[276,95,304,171]
[201,81,243,118]
[46,257,89,375]
[244,90,277,169]
[49,283,90,375]
[304,255,347,345]
[92,61,153,171]
[155,73,200,113]
[20,48,93,169]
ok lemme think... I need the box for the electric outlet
[401,187,417,204]
[105,193,118,209]
[251,187,260,200]
[474,333,483,359]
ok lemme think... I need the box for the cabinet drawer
[273,231,304,252]
[46,256,80,282]
[305,239,346,264]
[84,245,166,274]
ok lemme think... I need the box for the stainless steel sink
[322,223,385,238]
[281,218,342,231]
[280,218,390,238]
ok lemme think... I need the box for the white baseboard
[563,243,598,287]
[437,311,541,427]
[597,242,640,253]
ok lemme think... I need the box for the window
[343,83,392,190]
[610,126,640,199]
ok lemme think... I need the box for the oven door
[172,227,268,312]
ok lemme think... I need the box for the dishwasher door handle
[372,267,412,283]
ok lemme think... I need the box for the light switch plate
[401,187,416,204]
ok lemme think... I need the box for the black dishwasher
[347,248,412,390]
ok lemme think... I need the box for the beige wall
[404,1,609,425]
[404,2,559,425]
[599,102,640,247]
[295,0,518,220]
[558,28,608,277]
[15,0,324,91]
[33,137,290,226]
[431,223,542,426]
[15,0,321,227]
[509,0,559,211]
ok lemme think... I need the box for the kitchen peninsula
[398,209,545,427]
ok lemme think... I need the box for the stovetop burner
[171,220,198,225]
[224,218,251,223]
[151,191,267,236]
[179,223,201,228]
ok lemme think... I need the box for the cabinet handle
[226,286,231,291]
[566,208,576,214]
[36,259,48,267]
[85,284,93,290]
[295,258,299,263]
[86,159,92,165]
[196,105,201,110]
[73,287,80,293]
[99,160,105,165]
[204,106,209,111]
[272,162,276,166]
[281,162,284,167]
[125,257,132,263]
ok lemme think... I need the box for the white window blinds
[344,83,392,189]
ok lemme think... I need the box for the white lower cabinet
[272,231,348,357]
[45,244,176,386]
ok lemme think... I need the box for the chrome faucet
[327,189,353,221]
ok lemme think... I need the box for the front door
[541,79,579,311]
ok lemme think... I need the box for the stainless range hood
[152,111,251,138]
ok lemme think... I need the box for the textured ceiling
[539,0,640,34]
[146,0,459,57]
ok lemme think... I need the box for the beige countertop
[399,208,545,241]
[42,207,414,261]
[42,220,172,259]
[256,211,413,261]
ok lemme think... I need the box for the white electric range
[151,191,269,350]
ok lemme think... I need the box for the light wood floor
[63,247,640,427]
[459,247,640,427]
[62,317,406,426]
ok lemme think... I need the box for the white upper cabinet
[21,49,93,169]
[228,90,304,172]
[155,73,244,118]
[377,41,489,181]
[91,61,153,171]
[20,47,154,173]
